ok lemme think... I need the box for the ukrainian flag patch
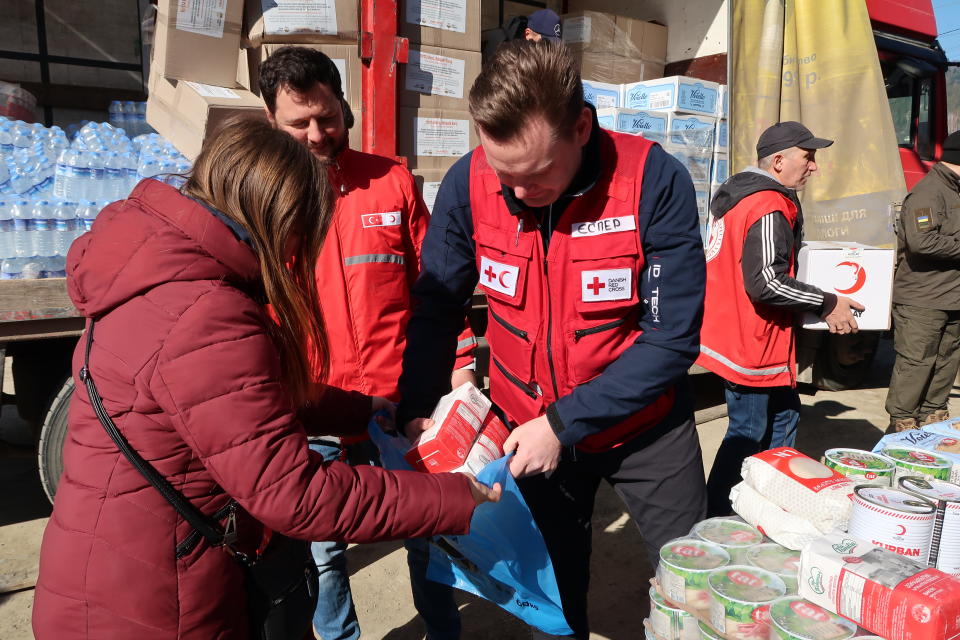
[915,207,932,232]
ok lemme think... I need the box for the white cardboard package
[796,242,894,331]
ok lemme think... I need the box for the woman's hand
[458,473,502,505]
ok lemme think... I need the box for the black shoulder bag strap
[79,319,242,560]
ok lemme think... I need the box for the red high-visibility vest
[696,189,799,387]
[469,131,674,452]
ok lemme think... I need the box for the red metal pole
[360,0,408,160]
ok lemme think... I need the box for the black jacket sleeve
[547,146,705,446]
[741,212,836,315]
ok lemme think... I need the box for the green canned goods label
[824,449,893,484]
[693,518,764,549]
[708,566,786,640]
[658,539,730,610]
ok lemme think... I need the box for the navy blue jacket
[398,121,706,447]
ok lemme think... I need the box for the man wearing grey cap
[885,130,960,433]
[697,121,864,516]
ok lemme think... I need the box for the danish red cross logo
[587,277,605,295]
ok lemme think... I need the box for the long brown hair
[183,114,332,405]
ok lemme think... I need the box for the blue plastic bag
[368,417,573,636]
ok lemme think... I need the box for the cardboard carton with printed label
[404,382,509,474]
[412,169,447,213]
[796,242,894,331]
[622,76,721,117]
[153,0,244,87]
[596,107,668,143]
[147,79,265,160]
[400,0,481,52]
[244,0,359,46]
[401,47,482,110]
[583,80,621,110]
[561,11,667,64]
[399,107,478,171]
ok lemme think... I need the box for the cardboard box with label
[715,118,728,152]
[399,107,477,170]
[401,0,481,52]
[154,0,244,87]
[401,47,481,110]
[561,11,666,64]
[596,107,668,143]
[663,144,711,182]
[147,80,265,160]
[244,0,359,46]
[666,112,717,148]
[622,76,720,116]
[575,52,659,85]
[583,80,621,110]
[799,532,960,640]
[717,84,728,118]
[412,169,447,213]
[711,152,728,185]
[796,242,895,331]
[404,382,509,474]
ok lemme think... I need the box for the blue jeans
[706,383,800,517]
[310,440,462,640]
[310,441,360,640]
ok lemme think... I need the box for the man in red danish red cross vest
[398,41,707,639]
[696,121,864,517]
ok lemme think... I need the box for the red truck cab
[867,0,950,189]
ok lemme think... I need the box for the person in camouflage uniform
[886,131,960,433]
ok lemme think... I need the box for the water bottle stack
[0,116,190,279]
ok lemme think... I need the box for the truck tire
[38,377,74,504]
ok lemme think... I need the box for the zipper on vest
[544,205,560,400]
[492,357,538,399]
[573,318,626,342]
[490,309,529,341]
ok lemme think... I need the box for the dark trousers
[886,303,960,421]
[705,382,800,517]
[519,391,706,640]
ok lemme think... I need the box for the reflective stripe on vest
[343,253,405,266]
[699,344,791,377]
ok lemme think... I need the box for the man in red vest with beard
[697,121,863,517]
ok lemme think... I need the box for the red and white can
[899,476,960,576]
[848,486,936,561]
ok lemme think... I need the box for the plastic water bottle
[0,124,12,153]
[88,152,105,201]
[31,200,54,258]
[104,152,126,200]
[52,200,78,257]
[123,153,139,194]
[77,200,99,233]
[138,158,161,182]
[108,101,122,128]
[10,199,33,258]
[0,200,12,260]
[43,255,66,278]
[10,165,33,195]
[134,102,147,137]
[12,126,31,149]
[0,163,10,195]
[1,258,23,280]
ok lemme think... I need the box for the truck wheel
[38,377,74,504]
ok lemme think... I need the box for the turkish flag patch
[361,211,402,228]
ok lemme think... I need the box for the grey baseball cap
[756,121,833,158]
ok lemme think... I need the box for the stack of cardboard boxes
[147,0,482,211]
[398,0,482,210]
[561,10,666,85]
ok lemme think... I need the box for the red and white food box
[799,531,960,640]
[405,383,508,473]
[796,241,894,331]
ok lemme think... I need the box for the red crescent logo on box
[834,261,866,294]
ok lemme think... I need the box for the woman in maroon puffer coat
[32,116,497,639]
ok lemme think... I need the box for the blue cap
[527,9,561,42]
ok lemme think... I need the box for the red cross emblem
[587,277,606,295]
